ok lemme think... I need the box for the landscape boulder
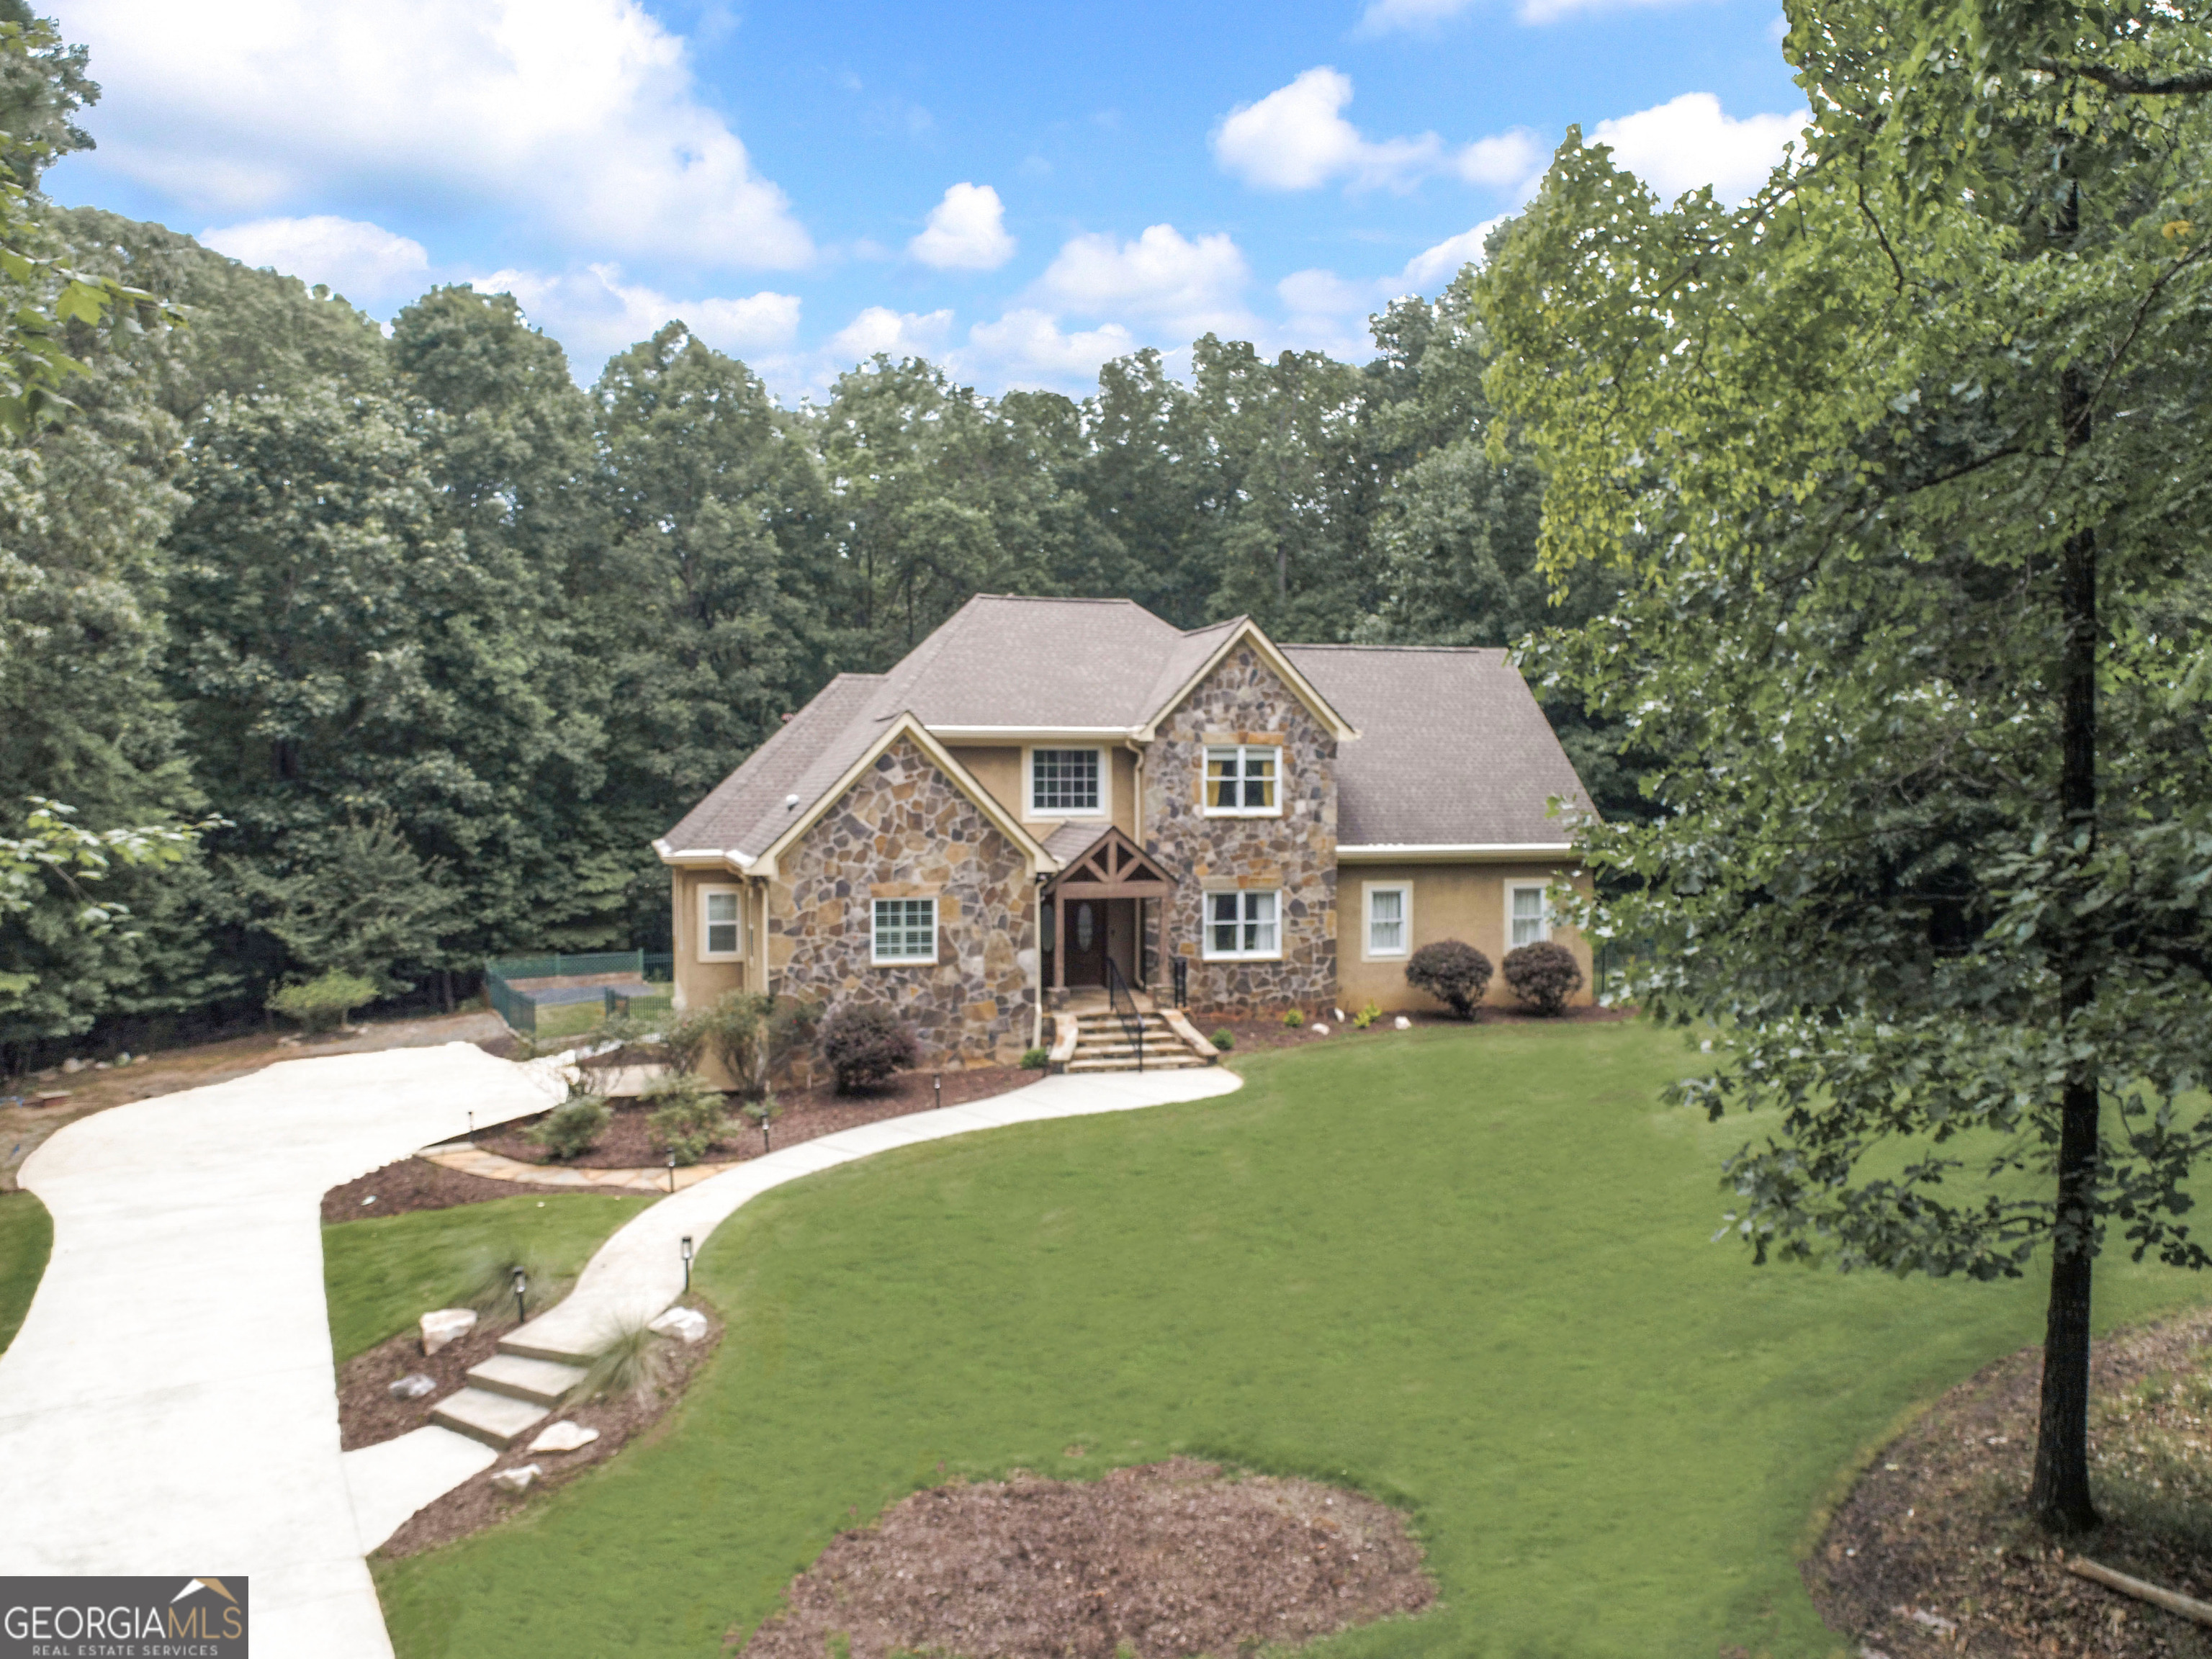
[387,1373,436,1401]
[1393,1015,1412,1030]
[529,1421,601,1454]
[649,1306,709,1344]
[489,1464,540,1494]
[420,1308,477,1356]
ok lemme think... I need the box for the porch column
[1053,889,1066,990]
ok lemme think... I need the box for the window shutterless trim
[1201,744,1282,817]
[1202,889,1281,960]
[1362,880,1411,961]
[1026,745,1107,819]
[871,896,939,965]
[1505,880,1552,949]
[699,883,744,961]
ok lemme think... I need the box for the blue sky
[44,0,1803,398]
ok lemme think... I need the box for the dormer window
[1203,745,1280,816]
[1030,747,1102,816]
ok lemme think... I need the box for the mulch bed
[1809,1308,2212,1657]
[323,1156,581,1222]
[738,1457,1435,1659]
[1200,1001,1628,1057]
[342,1299,724,1558]
[476,1064,1042,1171]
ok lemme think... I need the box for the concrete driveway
[0,1043,560,1659]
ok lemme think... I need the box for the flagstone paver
[420,1141,738,1193]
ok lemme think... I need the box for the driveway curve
[0,1043,560,1659]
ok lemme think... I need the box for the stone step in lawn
[465,1352,589,1408]
[430,1386,551,1449]
[1067,1055,1208,1072]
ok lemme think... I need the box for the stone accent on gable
[768,734,1037,1066]
[1143,644,1337,1015]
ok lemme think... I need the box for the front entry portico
[1041,827,1175,999]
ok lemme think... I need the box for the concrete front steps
[427,1349,590,1449]
[1064,1011,1213,1073]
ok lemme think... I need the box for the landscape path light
[680,1234,693,1292]
[666,1152,676,1194]
[934,1071,943,1111]
[511,1266,526,1326]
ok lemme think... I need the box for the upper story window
[1508,882,1551,948]
[1030,747,1102,815]
[1205,889,1280,959]
[700,886,742,961]
[1204,744,1280,816]
[872,896,938,965]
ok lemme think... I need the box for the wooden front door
[1062,898,1106,985]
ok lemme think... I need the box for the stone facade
[1142,645,1338,1015]
[768,735,1037,1066]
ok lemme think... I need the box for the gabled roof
[1281,644,1593,849]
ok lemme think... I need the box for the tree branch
[2034,59,2212,96]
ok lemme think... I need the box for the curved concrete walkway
[352,1066,1245,1547]
[0,1044,565,1659]
[509,1066,1244,1361]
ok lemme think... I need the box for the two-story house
[656,595,1596,1069]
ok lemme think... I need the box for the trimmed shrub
[1282,1007,1305,1029]
[644,1071,731,1166]
[1502,940,1584,1017]
[532,1094,610,1161]
[1406,940,1493,1019]
[1020,1046,1051,1070]
[820,1003,921,1094]
[266,969,378,1034]
[1353,1000,1382,1030]
[1211,1028,1235,1051]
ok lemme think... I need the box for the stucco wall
[669,865,750,1012]
[948,742,1141,845]
[1142,644,1337,1015]
[768,734,1038,1067]
[1334,861,1595,1013]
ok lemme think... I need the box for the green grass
[323,1192,651,1362]
[0,1188,52,1358]
[374,1023,2212,1658]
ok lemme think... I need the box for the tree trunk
[2029,342,2101,1535]
[440,968,453,1015]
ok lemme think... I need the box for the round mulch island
[739,1458,1434,1658]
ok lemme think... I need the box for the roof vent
[785,793,800,811]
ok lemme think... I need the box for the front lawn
[0,1189,51,1358]
[374,1022,2211,1657]
[324,1192,652,1363]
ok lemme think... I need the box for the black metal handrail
[1104,956,1144,1074]
[1171,956,1188,1009]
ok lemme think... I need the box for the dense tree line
[0,16,1624,1060]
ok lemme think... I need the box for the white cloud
[907,183,1016,271]
[64,0,811,271]
[1399,218,1507,290]
[1033,223,1254,339]
[827,305,956,362]
[1213,68,1442,192]
[1455,130,1542,189]
[961,309,1138,390]
[1213,68,1542,197]
[1588,93,1802,202]
[475,263,799,364]
[198,215,428,305]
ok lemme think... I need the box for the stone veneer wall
[1142,644,1337,1015]
[768,734,1037,1066]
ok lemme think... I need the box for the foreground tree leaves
[1482,0,2212,1532]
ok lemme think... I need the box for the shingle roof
[1041,821,1112,863]
[1281,644,1593,847]
[662,598,1593,863]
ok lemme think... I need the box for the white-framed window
[1029,747,1104,816]
[871,896,938,965]
[1203,744,1280,816]
[1364,883,1410,959]
[1507,881,1551,948]
[700,885,743,961]
[1204,889,1280,959]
